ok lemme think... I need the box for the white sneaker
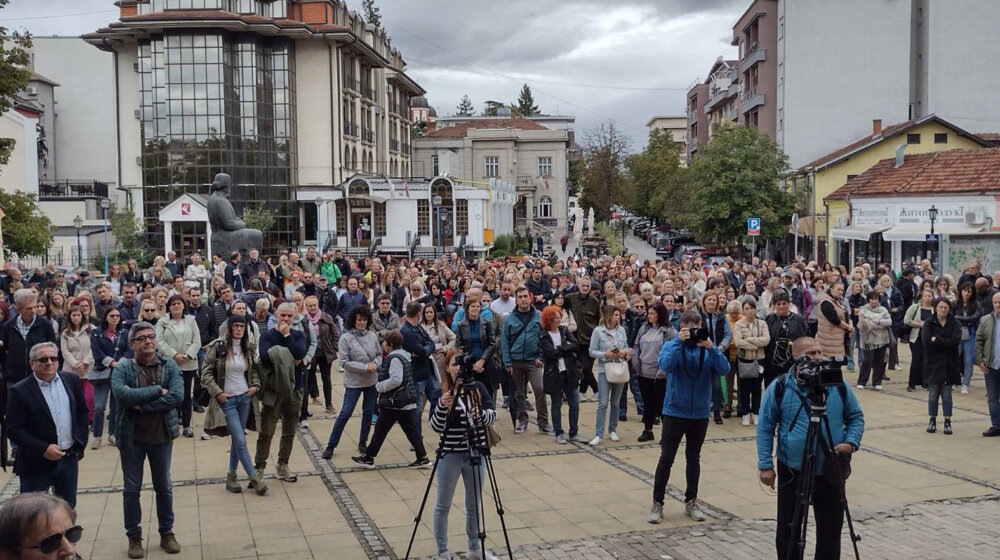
[856,384,865,390]
[647,501,664,524]
[962,385,969,394]
[435,553,452,560]
[467,548,500,560]
[200,433,212,440]
[298,420,309,430]
[588,436,602,446]
[609,431,620,442]
[751,414,758,426]
[741,414,751,426]
[874,385,883,392]
[685,500,707,522]
[555,433,567,444]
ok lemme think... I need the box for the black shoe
[358,442,367,455]
[882,376,891,382]
[321,446,334,460]
[983,426,1000,437]
[618,416,627,422]
[350,455,375,469]
[653,416,661,425]
[722,409,732,419]
[927,417,937,433]
[943,419,953,435]
[907,386,916,392]
[408,457,431,469]
[713,411,723,425]
[192,405,205,414]
[638,430,654,442]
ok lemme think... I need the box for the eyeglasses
[132,334,156,343]
[32,356,59,364]
[18,525,83,554]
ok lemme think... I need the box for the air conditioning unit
[134,109,141,119]
[25,86,38,97]
[965,208,987,225]
[135,156,142,166]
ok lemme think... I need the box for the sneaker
[943,419,953,435]
[638,430,654,442]
[907,385,916,392]
[351,455,375,469]
[321,445,334,460]
[570,434,590,444]
[358,442,368,455]
[159,532,181,554]
[983,426,1000,437]
[874,385,883,392]
[108,434,116,446]
[751,413,758,426]
[325,404,337,414]
[200,433,212,440]
[741,414,751,426]
[685,500,707,522]
[722,408,732,419]
[856,384,865,390]
[609,431,620,442]
[501,396,510,409]
[128,536,144,559]
[435,553,452,560]
[182,428,194,438]
[588,436,602,446]
[467,548,501,560]
[647,501,663,524]
[408,458,431,469]
[713,411,723,425]
[539,426,555,435]
[90,436,102,450]
[514,425,527,434]
[298,420,309,430]
[276,463,298,482]
[556,433,568,444]
[962,385,969,395]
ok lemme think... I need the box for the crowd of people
[0,241,998,560]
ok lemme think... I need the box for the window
[846,174,858,181]
[538,156,552,178]
[417,200,430,235]
[335,200,347,234]
[374,202,386,236]
[484,155,499,178]
[907,133,921,144]
[537,196,553,219]
[456,199,468,235]
[432,154,439,176]
[934,133,948,144]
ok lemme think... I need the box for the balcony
[389,139,400,152]
[343,77,361,95]
[739,46,766,73]
[740,87,765,113]
[343,122,359,138]
[362,128,374,143]
[39,180,109,199]
[687,111,698,124]
[361,84,376,103]
[400,142,411,154]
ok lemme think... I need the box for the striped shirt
[429,386,497,453]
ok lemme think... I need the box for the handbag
[737,358,761,379]
[602,330,630,384]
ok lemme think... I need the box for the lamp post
[100,198,111,276]
[73,215,83,267]
[433,195,442,259]
[314,197,325,251]
[928,205,938,267]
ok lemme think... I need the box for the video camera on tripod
[792,356,844,400]
[453,353,480,383]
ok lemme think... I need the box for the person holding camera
[648,310,729,524]
[735,297,771,426]
[429,349,499,560]
[757,337,865,560]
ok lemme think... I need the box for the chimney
[873,119,882,136]
[894,143,906,168]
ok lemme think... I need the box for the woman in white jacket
[857,291,892,390]
[60,304,95,421]
[156,294,202,438]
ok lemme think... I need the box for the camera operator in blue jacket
[757,337,865,560]
[647,310,729,525]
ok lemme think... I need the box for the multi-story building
[685,82,709,161]
[412,118,571,239]
[645,115,687,154]
[732,1,777,141]
[84,0,424,258]
[702,58,738,140]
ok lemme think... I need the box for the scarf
[305,309,322,328]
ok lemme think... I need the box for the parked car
[674,244,706,263]
[662,235,696,257]
[699,254,730,268]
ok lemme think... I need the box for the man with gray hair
[111,321,183,558]
[0,288,58,416]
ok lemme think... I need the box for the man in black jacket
[187,286,217,416]
[212,284,237,330]
[763,291,809,387]
[401,301,437,436]
[332,249,351,279]
[118,283,142,328]
[224,252,245,295]
[1,289,58,415]
[241,248,269,287]
[6,342,88,508]
[298,271,322,300]
[525,267,551,310]
[896,268,917,310]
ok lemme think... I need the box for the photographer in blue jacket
[757,337,865,560]
[647,310,729,525]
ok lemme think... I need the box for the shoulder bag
[736,320,763,379]
[602,329,630,384]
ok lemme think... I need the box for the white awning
[830,225,891,241]
[881,224,985,241]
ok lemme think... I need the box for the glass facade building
[138,32,297,250]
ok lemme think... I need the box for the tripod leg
[482,454,515,559]
[404,451,443,560]
[469,452,489,557]
[820,416,862,560]
[786,417,821,560]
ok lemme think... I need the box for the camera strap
[679,345,706,378]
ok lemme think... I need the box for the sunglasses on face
[19,525,83,554]
[32,356,59,364]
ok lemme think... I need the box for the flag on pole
[403,177,410,197]
[544,173,550,190]
[387,176,397,198]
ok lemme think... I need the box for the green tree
[362,0,382,31]
[512,83,539,117]
[244,203,275,232]
[108,200,146,249]
[456,94,474,116]
[482,100,506,117]
[624,129,689,224]
[687,125,792,244]
[0,190,51,258]
[0,0,33,167]
[579,122,630,222]
[567,156,584,197]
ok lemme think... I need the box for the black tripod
[404,375,514,560]
[785,388,862,560]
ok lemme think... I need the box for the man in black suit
[0,289,58,416]
[6,342,88,508]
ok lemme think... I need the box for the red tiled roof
[826,148,1000,200]
[424,118,549,139]
[797,115,991,172]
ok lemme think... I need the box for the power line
[1,9,118,22]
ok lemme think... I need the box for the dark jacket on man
[118,300,142,329]
[165,259,184,278]
[241,258,270,286]
[921,316,962,386]
[0,315,58,386]
[564,292,601,345]
[333,257,351,279]
[525,277,551,310]
[188,304,218,348]
[401,320,436,382]
[6,372,89,476]
[225,261,245,293]
[338,290,368,322]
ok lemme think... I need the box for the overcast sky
[1,0,743,150]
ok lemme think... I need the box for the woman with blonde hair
[723,299,742,418]
[156,294,202,437]
[733,297,770,426]
[588,305,631,446]
[151,285,170,317]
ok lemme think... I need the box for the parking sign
[747,217,761,236]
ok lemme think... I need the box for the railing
[361,84,375,102]
[39,180,109,199]
[343,77,360,94]
[344,122,359,138]
[740,86,759,102]
[362,128,374,143]
[400,142,411,154]
[389,139,400,152]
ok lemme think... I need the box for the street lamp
[432,194,443,259]
[100,198,111,275]
[314,197,325,250]
[73,215,83,267]
[927,205,938,266]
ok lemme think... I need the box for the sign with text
[747,217,761,236]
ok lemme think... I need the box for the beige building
[645,115,687,154]
[412,119,571,238]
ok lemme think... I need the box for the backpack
[772,374,848,413]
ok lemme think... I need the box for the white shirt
[549,329,566,372]
[34,374,74,450]
[224,346,250,395]
[490,297,516,317]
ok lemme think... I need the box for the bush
[91,247,157,272]
[490,234,529,258]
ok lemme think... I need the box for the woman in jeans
[588,306,631,446]
[322,305,381,459]
[429,349,499,560]
[723,300,742,418]
[955,281,981,394]
[857,291,892,390]
[60,305,95,422]
[304,295,339,414]
[923,297,961,435]
[633,302,675,442]
[540,305,584,444]
[200,315,268,495]
[155,294,201,437]
[733,297,770,426]
[89,306,130,448]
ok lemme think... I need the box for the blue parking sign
[747,217,761,236]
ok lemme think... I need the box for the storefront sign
[851,200,991,226]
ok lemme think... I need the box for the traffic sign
[747,217,761,236]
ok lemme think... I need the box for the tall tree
[456,94,474,116]
[482,100,506,117]
[0,0,33,168]
[579,122,630,223]
[513,84,539,117]
[624,129,689,224]
[0,191,52,258]
[362,0,382,31]
[688,125,792,243]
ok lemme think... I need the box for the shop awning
[881,224,985,241]
[830,225,891,241]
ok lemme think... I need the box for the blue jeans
[91,379,114,438]
[434,451,486,556]
[595,371,625,438]
[20,456,79,508]
[985,369,1000,428]
[617,368,644,418]
[326,386,377,449]
[550,385,580,437]
[928,383,953,418]
[960,330,976,386]
[414,377,440,435]
[120,441,173,538]
[846,330,858,370]
[221,394,255,476]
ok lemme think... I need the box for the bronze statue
[208,173,264,258]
